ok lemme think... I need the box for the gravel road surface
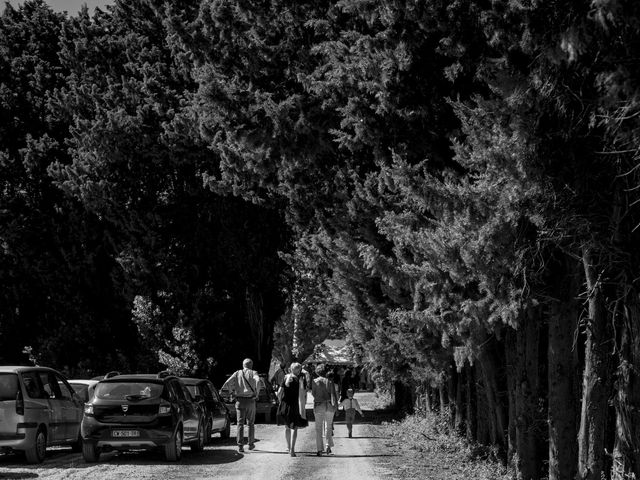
[0,392,397,480]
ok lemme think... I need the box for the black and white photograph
[1,1,639,479]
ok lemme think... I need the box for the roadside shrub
[381,409,511,480]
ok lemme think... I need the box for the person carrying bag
[222,358,261,452]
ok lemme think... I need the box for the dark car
[219,373,278,423]
[0,366,84,463]
[181,378,231,442]
[81,372,205,462]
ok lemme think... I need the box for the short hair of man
[315,363,326,376]
[243,358,253,368]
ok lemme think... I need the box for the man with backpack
[222,358,261,452]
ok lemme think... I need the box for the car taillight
[84,403,94,416]
[16,389,24,416]
[158,403,171,416]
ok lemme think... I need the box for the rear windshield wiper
[125,394,150,401]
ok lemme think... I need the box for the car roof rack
[157,370,172,379]
[103,371,120,379]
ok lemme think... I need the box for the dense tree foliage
[2,0,640,477]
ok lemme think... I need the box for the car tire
[25,427,47,464]
[82,441,100,463]
[190,422,205,452]
[164,427,182,461]
[221,416,231,439]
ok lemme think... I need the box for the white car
[0,366,84,463]
[68,379,99,403]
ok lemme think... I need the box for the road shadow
[247,450,290,455]
[0,472,38,479]
[0,446,243,470]
[209,437,237,447]
[105,448,245,466]
[300,453,398,458]
[0,447,78,467]
[326,454,398,458]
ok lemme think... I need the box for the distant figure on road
[222,358,261,453]
[339,368,353,402]
[270,361,287,390]
[339,388,363,438]
[312,363,338,456]
[276,362,308,457]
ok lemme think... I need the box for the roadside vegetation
[381,409,510,480]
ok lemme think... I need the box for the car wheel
[82,441,100,463]
[25,427,47,464]
[164,427,183,461]
[221,415,231,439]
[190,422,205,452]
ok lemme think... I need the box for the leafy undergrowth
[377,409,511,480]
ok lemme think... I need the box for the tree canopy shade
[3,1,640,478]
[0,0,138,371]
[1,0,291,380]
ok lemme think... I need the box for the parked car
[81,372,205,462]
[0,365,84,463]
[219,373,278,423]
[69,372,120,403]
[68,379,98,403]
[180,378,231,442]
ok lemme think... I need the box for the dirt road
[0,392,397,480]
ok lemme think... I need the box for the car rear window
[94,382,163,401]
[0,373,19,401]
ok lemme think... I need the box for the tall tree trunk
[425,384,433,412]
[477,335,508,449]
[577,247,613,480]
[548,255,579,480]
[439,382,447,413]
[246,286,266,370]
[466,363,477,442]
[506,340,517,466]
[455,367,465,434]
[611,291,640,479]
[507,311,542,480]
[476,371,490,444]
[447,363,458,429]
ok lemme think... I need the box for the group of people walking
[222,358,363,457]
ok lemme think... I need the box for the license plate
[112,430,140,438]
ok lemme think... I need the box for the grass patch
[377,409,511,480]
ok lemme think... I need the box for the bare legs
[285,427,298,456]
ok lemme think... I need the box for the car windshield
[94,382,163,401]
[0,373,19,401]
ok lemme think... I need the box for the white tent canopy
[303,339,354,366]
